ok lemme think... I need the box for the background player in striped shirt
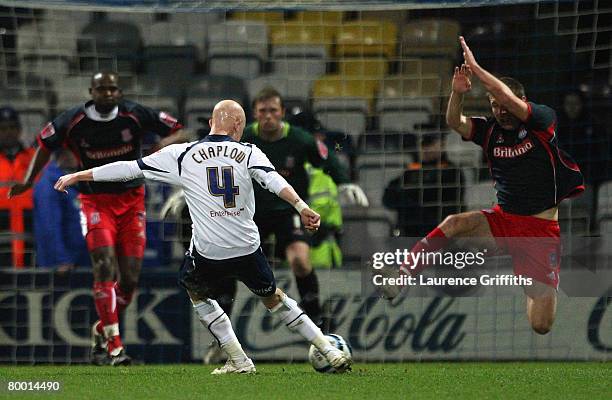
[9,71,188,365]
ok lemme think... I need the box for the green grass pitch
[1,363,610,400]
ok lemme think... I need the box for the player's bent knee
[440,212,484,237]
[91,250,115,281]
[291,260,311,277]
[288,252,312,276]
[261,288,284,310]
[439,213,463,236]
[531,319,553,335]
[119,274,139,292]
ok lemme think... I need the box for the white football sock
[193,299,248,362]
[269,293,329,351]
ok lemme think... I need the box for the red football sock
[114,283,135,315]
[94,320,104,337]
[400,227,448,276]
[107,335,124,357]
[93,281,122,353]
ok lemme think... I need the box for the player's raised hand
[300,207,321,232]
[452,63,472,94]
[459,36,479,69]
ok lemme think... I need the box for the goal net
[0,0,610,364]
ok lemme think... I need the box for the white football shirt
[129,134,290,259]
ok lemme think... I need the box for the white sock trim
[193,299,241,349]
[103,323,119,338]
[221,339,249,363]
[272,294,322,343]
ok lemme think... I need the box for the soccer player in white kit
[54,100,351,374]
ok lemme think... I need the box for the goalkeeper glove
[338,183,369,207]
[160,189,187,220]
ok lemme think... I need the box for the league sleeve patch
[40,122,56,139]
[159,111,178,129]
[316,139,329,160]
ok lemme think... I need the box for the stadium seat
[464,181,497,211]
[293,11,344,24]
[149,13,221,58]
[596,180,612,221]
[248,74,315,104]
[18,55,71,83]
[359,131,418,153]
[184,75,248,130]
[444,131,483,167]
[109,11,154,25]
[15,12,80,81]
[78,21,144,73]
[123,75,180,117]
[269,21,335,48]
[47,9,91,34]
[357,159,409,208]
[336,21,398,58]
[269,22,333,76]
[144,45,197,84]
[207,21,268,79]
[356,10,408,24]
[401,19,461,59]
[341,207,393,262]
[379,75,446,99]
[311,75,378,140]
[312,75,379,100]
[559,185,593,236]
[338,58,388,78]
[53,75,94,111]
[377,98,432,133]
[228,11,285,24]
[10,103,47,146]
[142,19,202,46]
[271,45,328,77]
[377,76,445,132]
[444,132,483,186]
[400,57,453,79]
[1,80,50,145]
[16,11,81,56]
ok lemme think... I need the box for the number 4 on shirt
[207,166,240,208]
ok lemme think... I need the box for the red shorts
[482,205,561,289]
[79,186,146,258]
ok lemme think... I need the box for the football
[308,334,353,373]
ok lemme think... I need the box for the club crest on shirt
[159,111,177,128]
[496,133,504,144]
[40,123,56,139]
[285,156,295,169]
[549,251,557,267]
[121,128,133,142]
[90,212,100,225]
[518,128,527,139]
[316,139,329,160]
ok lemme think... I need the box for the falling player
[385,36,584,335]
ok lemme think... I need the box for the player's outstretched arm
[446,63,474,139]
[54,160,145,192]
[54,169,93,192]
[459,36,529,121]
[8,146,51,198]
